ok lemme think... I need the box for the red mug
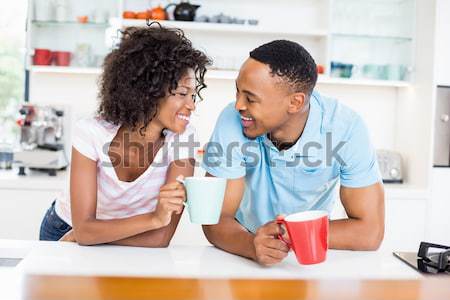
[277,210,329,265]
[33,48,53,65]
[53,51,71,66]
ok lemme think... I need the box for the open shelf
[29,66,101,75]
[317,76,411,87]
[28,67,411,87]
[118,18,328,37]
[331,32,413,41]
[31,21,109,28]
[206,70,411,87]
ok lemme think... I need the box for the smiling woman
[39,23,212,248]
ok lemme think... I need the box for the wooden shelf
[117,18,328,37]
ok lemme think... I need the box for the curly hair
[98,23,211,132]
[249,40,317,96]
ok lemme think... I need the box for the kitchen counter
[2,239,449,300]
[1,239,422,280]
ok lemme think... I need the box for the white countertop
[0,239,422,280]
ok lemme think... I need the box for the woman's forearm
[110,211,183,248]
[73,212,163,246]
[109,229,169,247]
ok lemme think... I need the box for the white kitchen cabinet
[0,190,56,240]
[0,186,210,245]
[380,198,427,252]
[333,187,428,252]
[0,168,210,244]
[429,168,450,246]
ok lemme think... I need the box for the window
[0,1,27,144]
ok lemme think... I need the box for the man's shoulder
[214,102,250,143]
[218,102,240,122]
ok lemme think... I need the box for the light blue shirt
[201,91,381,233]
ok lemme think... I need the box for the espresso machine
[15,104,68,176]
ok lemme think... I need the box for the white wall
[435,0,450,86]
[395,0,437,189]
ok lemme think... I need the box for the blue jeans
[39,201,72,241]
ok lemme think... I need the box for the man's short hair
[249,40,317,96]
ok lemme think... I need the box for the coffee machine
[15,104,68,176]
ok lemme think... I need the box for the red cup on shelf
[277,210,329,265]
[53,51,71,66]
[317,64,325,74]
[33,48,53,65]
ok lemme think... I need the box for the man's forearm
[203,216,256,260]
[329,218,384,250]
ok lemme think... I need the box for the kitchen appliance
[433,86,450,167]
[0,143,14,170]
[15,105,68,176]
[166,1,200,22]
[376,149,403,183]
[393,242,449,275]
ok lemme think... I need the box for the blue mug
[180,177,227,225]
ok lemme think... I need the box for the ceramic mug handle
[176,176,188,207]
[276,219,291,248]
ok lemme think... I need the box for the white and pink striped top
[55,117,198,226]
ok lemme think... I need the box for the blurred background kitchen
[0,0,449,250]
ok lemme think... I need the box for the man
[201,40,385,266]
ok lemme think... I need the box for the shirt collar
[261,91,323,157]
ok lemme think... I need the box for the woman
[39,23,211,247]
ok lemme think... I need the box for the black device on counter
[393,242,450,275]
